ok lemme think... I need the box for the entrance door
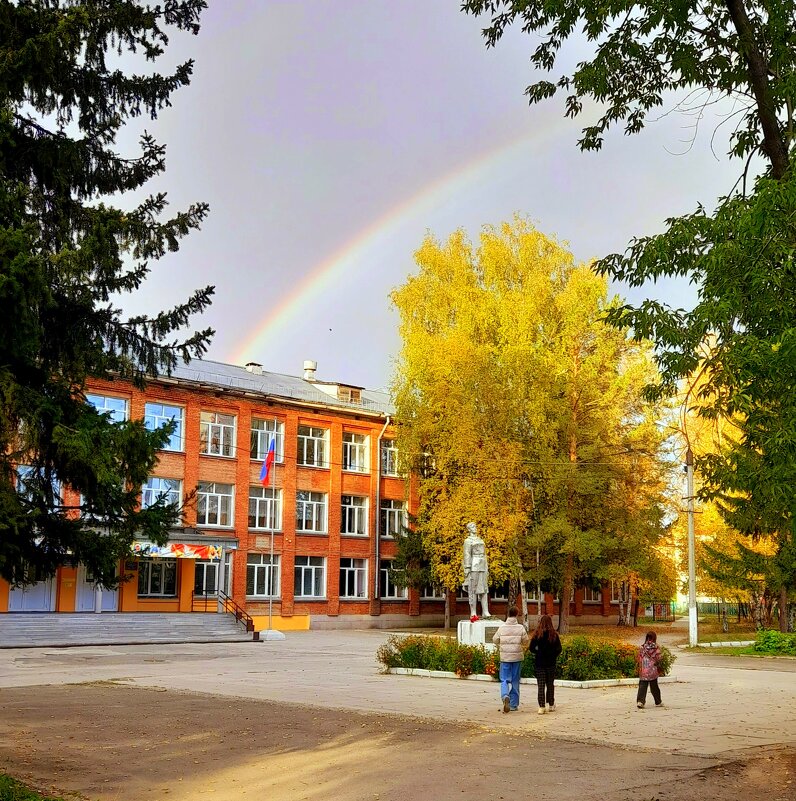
[9,573,55,612]
[76,565,118,612]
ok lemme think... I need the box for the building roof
[165,359,394,417]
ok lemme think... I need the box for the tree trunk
[558,553,573,634]
[779,586,789,633]
[725,0,789,178]
[444,592,451,630]
[508,576,519,609]
[521,580,529,628]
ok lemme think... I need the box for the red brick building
[0,358,623,627]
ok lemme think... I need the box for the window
[246,554,280,597]
[294,555,325,598]
[380,439,399,476]
[342,432,369,473]
[341,495,367,537]
[137,559,177,597]
[86,394,128,422]
[583,586,602,603]
[141,477,181,509]
[251,418,284,462]
[611,580,627,603]
[249,486,282,530]
[194,560,219,597]
[144,402,184,451]
[492,580,511,601]
[339,558,368,599]
[200,411,236,457]
[16,465,61,504]
[197,482,234,527]
[380,499,406,538]
[421,584,445,599]
[296,490,327,534]
[379,560,407,599]
[297,425,328,468]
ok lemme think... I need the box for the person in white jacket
[492,606,530,713]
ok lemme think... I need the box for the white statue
[462,521,490,619]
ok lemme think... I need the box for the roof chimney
[245,362,263,375]
[303,360,317,381]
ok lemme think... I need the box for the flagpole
[261,432,284,641]
[268,432,275,633]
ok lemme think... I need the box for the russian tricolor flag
[259,436,276,485]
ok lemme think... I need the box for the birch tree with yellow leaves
[391,218,672,632]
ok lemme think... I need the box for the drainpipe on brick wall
[372,415,391,613]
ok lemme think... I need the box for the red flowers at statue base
[470,614,479,622]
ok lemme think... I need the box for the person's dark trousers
[637,679,662,706]
[536,665,555,707]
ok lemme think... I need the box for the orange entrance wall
[0,577,8,612]
[119,559,195,612]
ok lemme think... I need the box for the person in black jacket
[529,614,562,714]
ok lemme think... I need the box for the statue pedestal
[457,618,502,651]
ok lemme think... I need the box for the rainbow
[230,120,570,367]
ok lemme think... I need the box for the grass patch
[0,775,67,801]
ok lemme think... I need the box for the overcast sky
[120,1,746,391]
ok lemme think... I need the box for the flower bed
[376,633,675,681]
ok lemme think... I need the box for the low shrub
[753,629,796,655]
[377,632,675,681]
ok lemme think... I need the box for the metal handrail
[218,589,260,641]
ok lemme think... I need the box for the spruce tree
[0,1,213,587]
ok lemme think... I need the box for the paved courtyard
[0,629,794,800]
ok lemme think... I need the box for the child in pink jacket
[636,631,663,709]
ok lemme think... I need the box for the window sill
[296,463,330,470]
[246,596,281,601]
[341,533,369,539]
[380,597,409,602]
[296,531,329,536]
[294,597,327,602]
[199,453,236,460]
[249,529,284,534]
[342,469,370,475]
[157,448,185,455]
[339,597,368,602]
[197,524,235,530]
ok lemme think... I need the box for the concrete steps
[0,612,254,648]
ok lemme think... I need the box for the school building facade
[0,358,625,628]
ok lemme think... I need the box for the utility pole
[686,446,698,647]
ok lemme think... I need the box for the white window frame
[583,586,602,603]
[141,477,182,509]
[251,418,284,462]
[380,560,408,599]
[294,555,326,598]
[341,495,368,537]
[380,499,406,538]
[248,486,282,531]
[380,439,399,476]
[197,482,234,528]
[193,559,219,597]
[137,559,177,597]
[296,490,327,534]
[200,411,236,458]
[491,580,511,601]
[339,557,368,599]
[342,432,369,473]
[611,580,625,603]
[297,425,329,468]
[421,584,445,600]
[246,554,280,598]
[144,402,184,452]
[86,393,129,422]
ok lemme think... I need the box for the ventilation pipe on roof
[245,362,263,375]
[303,360,317,381]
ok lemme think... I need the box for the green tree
[463,0,796,631]
[391,218,670,632]
[0,1,213,588]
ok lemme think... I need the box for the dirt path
[1,683,793,801]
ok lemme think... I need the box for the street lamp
[686,447,697,646]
